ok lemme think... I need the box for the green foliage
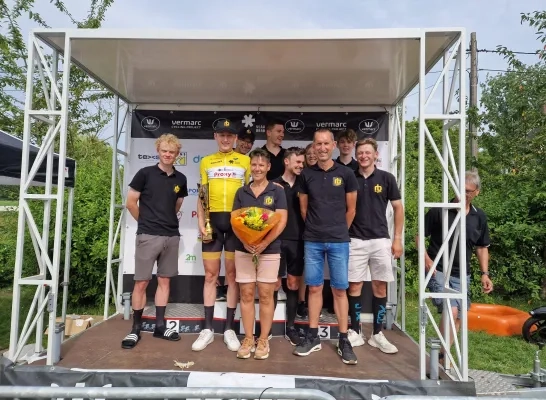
[475,11,546,299]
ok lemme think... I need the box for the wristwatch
[480,271,489,276]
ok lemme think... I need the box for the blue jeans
[304,241,349,290]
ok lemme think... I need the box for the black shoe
[338,337,357,365]
[216,285,226,301]
[293,334,321,356]
[296,302,308,318]
[285,326,302,346]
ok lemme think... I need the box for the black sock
[309,327,318,338]
[225,307,236,332]
[155,306,166,329]
[339,332,348,340]
[132,308,143,332]
[273,290,278,312]
[286,289,299,327]
[348,295,362,333]
[373,296,387,335]
[204,306,214,330]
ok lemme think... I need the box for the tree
[0,0,114,148]
[476,10,546,299]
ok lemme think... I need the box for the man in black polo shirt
[334,129,358,171]
[121,134,188,349]
[420,170,493,359]
[273,147,306,346]
[262,119,285,180]
[347,138,404,354]
[293,128,359,365]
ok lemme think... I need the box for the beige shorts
[235,251,280,283]
[348,238,395,283]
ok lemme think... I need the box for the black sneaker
[293,334,321,356]
[216,285,226,301]
[296,302,308,318]
[338,337,357,365]
[285,326,302,346]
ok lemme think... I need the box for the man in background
[334,129,359,171]
[262,119,285,180]
[273,147,307,346]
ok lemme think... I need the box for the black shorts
[202,212,236,257]
[279,239,304,278]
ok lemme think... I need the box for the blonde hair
[155,134,181,152]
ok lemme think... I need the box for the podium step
[140,302,372,340]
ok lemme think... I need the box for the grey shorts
[134,234,180,281]
[428,271,471,318]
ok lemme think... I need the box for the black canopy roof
[0,130,76,188]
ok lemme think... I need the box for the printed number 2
[318,325,330,339]
[166,320,180,333]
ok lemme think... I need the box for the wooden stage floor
[56,315,433,381]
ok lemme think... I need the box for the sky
[10,0,546,143]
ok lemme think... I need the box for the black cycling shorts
[279,239,304,278]
[202,212,237,258]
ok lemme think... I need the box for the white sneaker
[336,329,365,348]
[348,329,365,347]
[368,331,398,354]
[192,329,214,351]
[223,329,240,351]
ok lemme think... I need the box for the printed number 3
[318,326,330,339]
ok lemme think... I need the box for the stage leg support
[428,338,442,380]
[122,292,132,320]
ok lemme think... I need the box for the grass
[403,293,544,375]
[0,200,17,207]
[0,287,543,375]
[0,287,107,352]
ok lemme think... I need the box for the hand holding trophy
[197,183,214,243]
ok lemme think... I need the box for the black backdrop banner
[131,110,388,141]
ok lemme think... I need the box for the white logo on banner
[316,121,347,131]
[141,116,160,131]
[172,120,202,129]
[285,119,305,134]
[242,114,255,127]
[359,119,379,135]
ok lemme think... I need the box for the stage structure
[8,28,467,381]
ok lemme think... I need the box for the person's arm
[176,178,188,214]
[345,191,357,228]
[299,194,308,221]
[391,199,404,259]
[126,169,146,222]
[476,213,493,293]
[126,188,141,221]
[262,209,288,247]
[345,170,359,228]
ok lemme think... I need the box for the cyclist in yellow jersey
[193,119,250,353]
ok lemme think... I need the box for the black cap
[214,118,238,134]
[238,127,255,142]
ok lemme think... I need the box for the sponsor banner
[0,358,477,399]
[124,110,391,276]
[132,110,388,141]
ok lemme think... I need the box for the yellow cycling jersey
[200,150,251,212]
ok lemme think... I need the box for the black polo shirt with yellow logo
[129,164,188,237]
[300,162,359,243]
[232,182,287,254]
[272,175,304,241]
[349,167,401,241]
[262,145,286,180]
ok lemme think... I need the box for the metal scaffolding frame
[417,31,468,380]
[8,28,467,383]
[8,33,75,366]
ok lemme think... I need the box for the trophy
[197,183,214,243]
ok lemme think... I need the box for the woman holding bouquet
[231,148,288,360]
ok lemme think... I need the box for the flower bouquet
[231,207,282,266]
